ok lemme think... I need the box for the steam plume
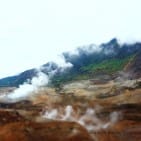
[42,105,120,132]
[0,56,73,103]
[0,71,49,103]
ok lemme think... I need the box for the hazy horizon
[0,0,141,78]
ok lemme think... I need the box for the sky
[0,0,141,78]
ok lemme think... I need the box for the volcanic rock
[0,121,93,141]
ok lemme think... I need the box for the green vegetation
[51,54,136,87]
[81,54,136,74]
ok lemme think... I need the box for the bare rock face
[0,110,93,141]
[1,74,141,141]
[0,121,93,141]
[125,51,141,79]
[91,103,141,141]
[0,110,26,125]
[94,120,141,141]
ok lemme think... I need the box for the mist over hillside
[0,38,141,87]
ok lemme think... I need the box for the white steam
[62,105,74,121]
[42,105,120,132]
[43,109,58,120]
[0,56,73,103]
[53,55,73,68]
[31,71,49,87]
[0,72,49,103]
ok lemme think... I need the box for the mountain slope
[0,69,37,87]
[0,38,141,87]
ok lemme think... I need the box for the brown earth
[0,110,26,125]
[0,121,93,141]
[0,78,141,141]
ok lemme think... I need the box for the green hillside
[81,54,135,74]
[51,54,136,87]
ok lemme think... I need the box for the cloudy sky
[0,0,141,78]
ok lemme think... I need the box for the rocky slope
[0,77,141,140]
[125,51,141,79]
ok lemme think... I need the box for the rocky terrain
[0,77,141,141]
